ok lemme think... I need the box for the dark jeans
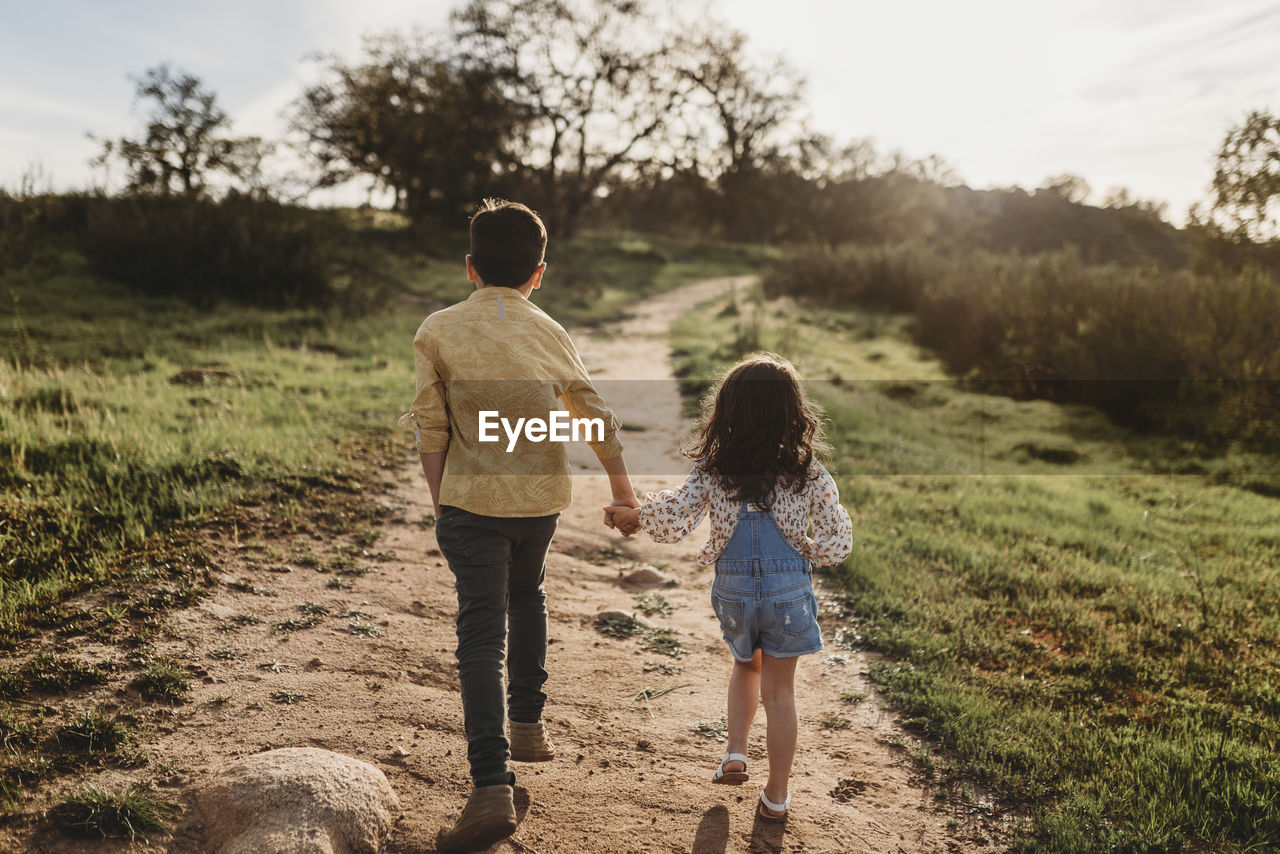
[433,505,559,788]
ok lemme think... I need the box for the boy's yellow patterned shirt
[398,286,622,518]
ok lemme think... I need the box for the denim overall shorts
[711,502,823,663]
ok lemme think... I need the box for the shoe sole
[510,750,555,762]
[713,771,749,784]
[438,818,517,852]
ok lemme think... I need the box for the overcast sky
[2,0,1277,222]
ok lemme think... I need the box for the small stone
[621,565,668,588]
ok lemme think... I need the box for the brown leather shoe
[437,784,516,852]
[509,720,556,762]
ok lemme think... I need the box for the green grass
[595,613,645,638]
[633,591,673,618]
[55,707,133,760]
[131,658,190,704]
[273,616,319,632]
[51,784,178,840]
[347,619,381,637]
[690,716,728,742]
[2,705,142,815]
[0,652,107,698]
[270,690,306,704]
[640,627,686,658]
[672,289,1280,852]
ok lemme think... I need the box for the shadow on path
[691,804,730,853]
[748,809,788,854]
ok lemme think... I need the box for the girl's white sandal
[712,753,749,784]
[757,789,790,821]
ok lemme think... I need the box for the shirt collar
[468,287,527,301]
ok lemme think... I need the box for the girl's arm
[805,465,854,566]
[635,467,712,543]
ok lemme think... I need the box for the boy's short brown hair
[469,199,548,288]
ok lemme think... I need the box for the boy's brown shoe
[437,784,517,852]
[509,720,556,762]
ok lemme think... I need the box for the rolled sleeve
[402,329,450,454]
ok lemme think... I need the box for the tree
[91,64,267,198]
[1037,173,1091,204]
[1102,185,1168,219]
[679,30,805,177]
[451,0,692,236]
[289,32,528,219]
[676,28,808,239]
[1209,109,1280,242]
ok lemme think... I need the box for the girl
[605,353,853,821]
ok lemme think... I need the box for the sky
[1,0,1277,222]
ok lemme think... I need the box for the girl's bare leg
[759,653,799,809]
[723,649,762,772]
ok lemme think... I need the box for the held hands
[602,496,643,537]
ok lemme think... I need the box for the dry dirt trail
[25,277,986,853]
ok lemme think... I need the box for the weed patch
[55,708,132,760]
[690,717,728,742]
[131,659,190,704]
[640,628,686,658]
[50,784,178,841]
[633,592,673,618]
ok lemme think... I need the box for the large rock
[196,747,401,854]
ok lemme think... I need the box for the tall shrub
[766,244,1280,446]
[80,195,334,309]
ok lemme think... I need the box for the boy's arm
[555,329,625,463]
[400,327,451,513]
[419,452,446,518]
[552,328,637,508]
[599,452,639,535]
[599,452,639,507]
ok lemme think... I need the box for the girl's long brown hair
[684,352,830,506]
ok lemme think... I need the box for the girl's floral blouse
[637,464,854,566]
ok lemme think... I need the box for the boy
[400,199,639,851]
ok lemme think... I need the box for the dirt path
[14,277,981,853]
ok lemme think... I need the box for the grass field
[671,284,1280,853]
